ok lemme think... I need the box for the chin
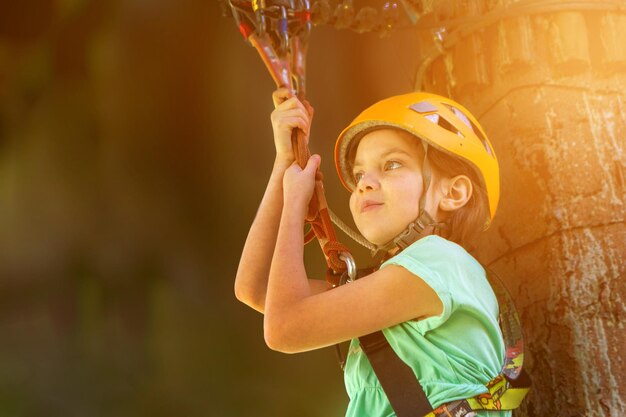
[360,222,413,246]
[360,228,395,246]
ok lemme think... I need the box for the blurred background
[0,1,423,416]
[3,1,626,416]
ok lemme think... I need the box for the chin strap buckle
[393,210,442,250]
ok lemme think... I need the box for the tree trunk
[418,1,626,416]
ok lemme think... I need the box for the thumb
[304,154,321,175]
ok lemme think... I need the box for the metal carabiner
[338,251,357,284]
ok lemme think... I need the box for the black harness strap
[359,331,433,417]
[357,264,530,417]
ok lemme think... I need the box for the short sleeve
[381,237,453,334]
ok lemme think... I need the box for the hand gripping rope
[228,0,357,285]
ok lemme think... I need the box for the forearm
[234,158,291,313]
[264,198,312,350]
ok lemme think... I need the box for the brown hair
[427,146,490,251]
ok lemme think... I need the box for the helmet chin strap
[371,142,448,264]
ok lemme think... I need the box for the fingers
[272,87,293,108]
[303,100,315,119]
[287,154,320,175]
[271,97,312,137]
[273,89,313,115]
[283,155,321,211]
[274,95,307,113]
[272,96,309,121]
[270,108,310,134]
[272,88,313,127]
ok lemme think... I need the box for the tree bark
[418,1,626,416]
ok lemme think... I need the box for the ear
[439,175,473,213]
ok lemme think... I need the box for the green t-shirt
[343,236,510,417]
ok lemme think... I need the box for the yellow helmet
[334,92,500,221]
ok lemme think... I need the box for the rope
[323,240,351,273]
[329,209,377,251]
[228,0,364,277]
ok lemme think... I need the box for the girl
[235,88,509,417]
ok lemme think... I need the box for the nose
[356,171,380,192]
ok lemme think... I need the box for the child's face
[349,128,436,245]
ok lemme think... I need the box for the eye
[353,171,364,183]
[384,160,402,171]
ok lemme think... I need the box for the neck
[370,209,449,266]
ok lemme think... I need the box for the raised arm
[263,157,444,353]
[234,89,329,313]
[234,157,290,312]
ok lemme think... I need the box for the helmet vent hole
[423,113,464,138]
[438,114,463,138]
[469,119,494,157]
[444,104,495,158]
[445,105,472,128]
[424,114,439,124]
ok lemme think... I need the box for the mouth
[361,200,384,212]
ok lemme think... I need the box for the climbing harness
[227,0,357,284]
[354,266,531,417]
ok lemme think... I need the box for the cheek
[349,193,358,217]
[394,177,424,200]
[396,178,423,212]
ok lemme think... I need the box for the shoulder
[383,235,497,316]
[406,235,477,261]
[380,238,501,343]
[383,235,482,279]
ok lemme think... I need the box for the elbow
[265,331,298,354]
[233,265,250,299]
[233,282,248,304]
[233,267,248,298]
[234,274,264,311]
[263,315,300,354]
